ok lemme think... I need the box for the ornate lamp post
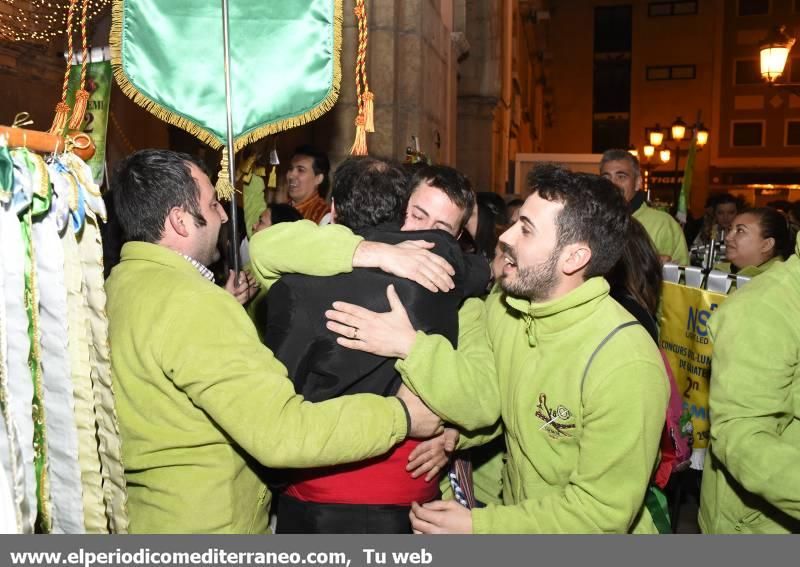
[759,25,800,95]
[643,116,708,212]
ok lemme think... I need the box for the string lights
[0,0,110,43]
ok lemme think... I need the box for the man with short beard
[326,165,670,533]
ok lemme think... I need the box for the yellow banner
[659,282,728,449]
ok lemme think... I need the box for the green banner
[66,58,112,187]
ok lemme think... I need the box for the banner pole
[221,0,240,274]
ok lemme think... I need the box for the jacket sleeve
[472,358,668,533]
[707,297,800,520]
[248,220,363,291]
[158,288,408,468]
[243,174,267,238]
[456,421,503,450]
[397,297,500,431]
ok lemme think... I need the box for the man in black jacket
[263,158,487,533]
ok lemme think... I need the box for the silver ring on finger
[352,327,359,340]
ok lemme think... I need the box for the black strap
[580,321,640,394]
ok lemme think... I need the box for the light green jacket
[713,255,783,279]
[633,202,689,265]
[401,278,670,533]
[106,237,407,534]
[699,240,800,534]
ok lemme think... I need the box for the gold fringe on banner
[215,149,235,201]
[109,0,344,155]
[267,165,277,189]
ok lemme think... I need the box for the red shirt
[285,439,439,505]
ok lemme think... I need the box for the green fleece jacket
[633,202,689,265]
[698,240,800,534]
[106,238,407,534]
[400,278,670,533]
[713,255,783,278]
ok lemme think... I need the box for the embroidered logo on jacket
[535,393,575,438]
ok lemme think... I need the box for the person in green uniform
[600,149,689,266]
[698,233,800,533]
[714,207,792,278]
[325,166,670,533]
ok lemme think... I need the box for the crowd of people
[102,144,799,534]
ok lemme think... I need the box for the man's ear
[167,207,190,238]
[562,243,591,276]
[635,174,643,192]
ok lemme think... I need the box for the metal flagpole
[221,0,240,274]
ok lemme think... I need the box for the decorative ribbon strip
[1,157,36,533]
[0,164,23,532]
[22,193,51,533]
[63,154,124,531]
[60,221,107,532]
[33,154,86,533]
[20,149,53,533]
[79,208,129,533]
[8,149,52,532]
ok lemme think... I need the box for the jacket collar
[629,191,646,214]
[503,277,610,347]
[119,241,210,281]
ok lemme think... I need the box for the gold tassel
[267,165,277,189]
[363,91,375,133]
[68,89,90,130]
[49,102,71,136]
[215,149,235,201]
[350,114,368,156]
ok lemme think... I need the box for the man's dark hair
[293,144,331,198]
[713,192,740,210]
[527,164,630,278]
[477,191,508,227]
[269,203,304,225]
[600,149,641,180]
[331,157,409,231]
[111,149,207,243]
[409,164,475,229]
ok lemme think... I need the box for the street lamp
[648,126,665,147]
[641,114,708,212]
[759,25,800,95]
[696,124,709,148]
[631,142,671,200]
[671,117,687,142]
